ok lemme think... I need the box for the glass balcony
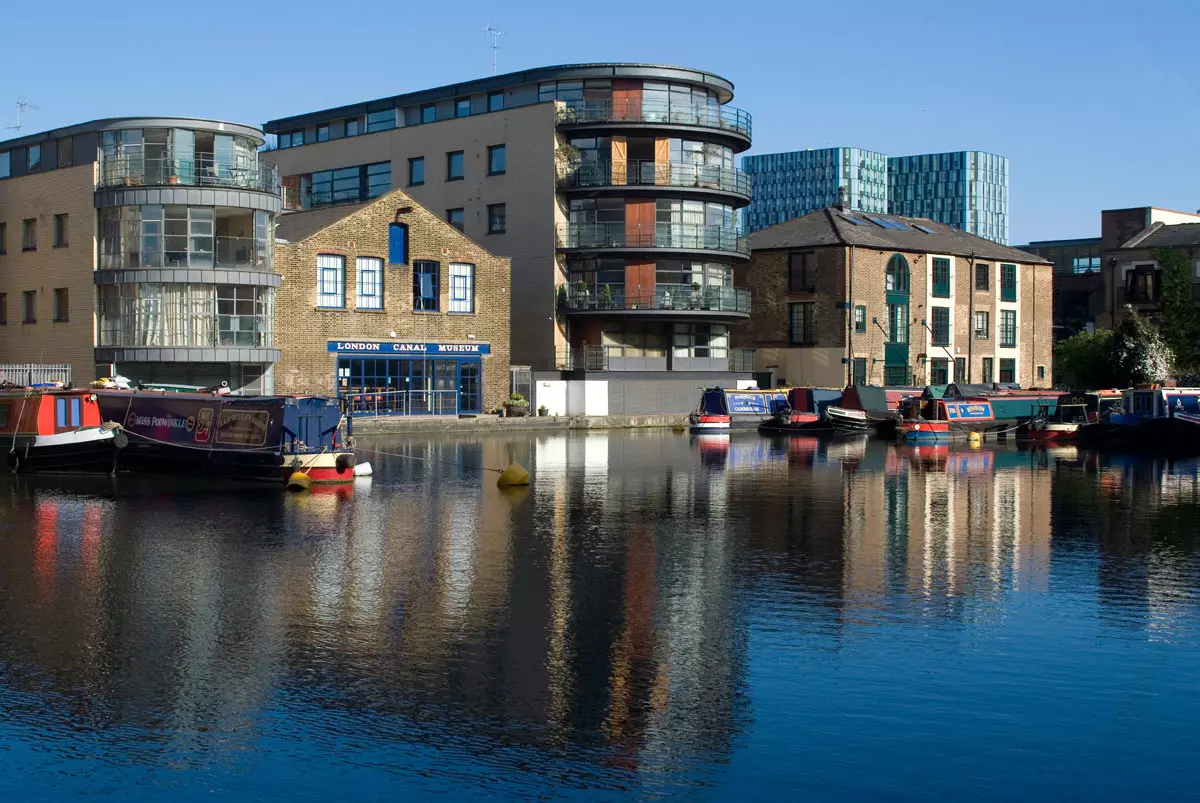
[556,100,752,140]
[555,345,755,372]
[98,152,280,195]
[557,160,750,200]
[558,282,750,315]
[98,283,274,348]
[557,223,749,256]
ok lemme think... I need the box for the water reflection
[0,434,1199,798]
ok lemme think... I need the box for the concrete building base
[351,413,689,435]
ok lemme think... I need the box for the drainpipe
[966,251,976,383]
[847,245,855,386]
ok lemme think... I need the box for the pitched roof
[274,202,372,243]
[1122,221,1200,250]
[748,208,1050,264]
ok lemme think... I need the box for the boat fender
[335,452,357,473]
[5,452,17,473]
[113,431,129,450]
[286,472,312,492]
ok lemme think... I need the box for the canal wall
[351,413,688,435]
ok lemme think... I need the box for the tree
[1154,247,1200,373]
[1111,309,1174,387]
[1055,329,1116,388]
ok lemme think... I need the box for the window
[885,253,909,292]
[982,357,994,384]
[488,91,504,112]
[58,136,73,167]
[414,260,439,311]
[1072,256,1100,274]
[0,293,5,324]
[408,157,424,186]
[0,222,6,254]
[316,124,329,142]
[21,218,36,251]
[930,306,950,346]
[53,213,68,247]
[344,118,360,137]
[455,98,471,118]
[1000,264,1017,302]
[931,358,949,386]
[975,262,990,290]
[447,151,464,180]
[788,301,815,345]
[355,257,383,310]
[955,357,966,382]
[449,263,475,313]
[487,203,506,234]
[310,166,361,206]
[932,257,950,298]
[1000,309,1017,347]
[388,222,408,266]
[672,322,728,359]
[974,310,989,339]
[488,144,506,175]
[421,104,436,124]
[52,288,68,322]
[1037,365,1046,382]
[27,144,41,172]
[366,110,396,132]
[278,130,304,148]
[999,358,1016,384]
[788,251,814,291]
[885,302,909,344]
[22,290,36,323]
[446,208,465,232]
[366,162,391,198]
[854,305,866,333]
[853,357,867,386]
[317,254,345,308]
[0,151,9,178]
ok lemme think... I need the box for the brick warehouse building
[273,188,510,415]
[737,208,1052,388]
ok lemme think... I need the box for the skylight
[841,215,866,226]
[913,224,936,234]
[865,216,889,229]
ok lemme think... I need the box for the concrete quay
[350,413,688,435]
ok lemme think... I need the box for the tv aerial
[485,25,504,75]
[7,99,39,132]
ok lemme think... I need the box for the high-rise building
[263,63,757,412]
[740,148,1010,245]
[888,151,1009,244]
[740,147,887,234]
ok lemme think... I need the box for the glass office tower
[741,147,887,234]
[888,151,1008,244]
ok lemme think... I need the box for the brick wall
[0,164,98,384]
[273,188,511,411]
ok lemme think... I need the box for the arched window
[885,254,910,293]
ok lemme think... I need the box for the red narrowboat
[0,387,121,474]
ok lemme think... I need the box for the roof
[748,208,1050,264]
[1121,221,1200,250]
[274,202,372,243]
[0,116,264,150]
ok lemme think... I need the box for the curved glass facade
[97,126,277,193]
[99,205,273,270]
[98,283,275,349]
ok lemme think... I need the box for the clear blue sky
[4,0,1197,243]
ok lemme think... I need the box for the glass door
[171,129,195,184]
[458,361,480,414]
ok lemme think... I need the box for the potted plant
[538,404,549,417]
[602,284,614,309]
[690,281,702,309]
[556,284,568,310]
[572,280,589,308]
[505,392,530,417]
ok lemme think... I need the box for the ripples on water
[1,433,1199,800]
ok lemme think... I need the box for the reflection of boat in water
[1,387,121,474]
[689,387,789,433]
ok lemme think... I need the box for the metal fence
[559,283,750,314]
[556,100,752,139]
[557,160,751,197]
[557,222,750,256]
[97,153,280,194]
[0,363,72,386]
[554,347,756,373]
[341,389,460,416]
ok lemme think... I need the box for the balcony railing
[554,345,754,372]
[99,236,273,271]
[1126,286,1159,304]
[557,223,750,256]
[556,100,752,139]
[557,160,750,198]
[98,153,281,194]
[559,283,750,315]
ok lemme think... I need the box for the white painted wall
[583,380,608,416]
[537,380,567,416]
[1149,208,1200,226]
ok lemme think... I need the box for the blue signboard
[726,391,788,415]
[949,402,992,420]
[327,341,490,355]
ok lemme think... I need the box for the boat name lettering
[126,412,195,431]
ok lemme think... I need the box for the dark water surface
[2,432,1199,801]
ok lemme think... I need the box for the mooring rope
[359,444,507,474]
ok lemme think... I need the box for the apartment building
[736,208,1052,388]
[263,63,756,413]
[0,117,281,391]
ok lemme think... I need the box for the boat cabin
[0,388,103,446]
[1111,387,1200,425]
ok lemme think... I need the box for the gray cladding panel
[95,187,281,213]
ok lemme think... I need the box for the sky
[2,0,1197,244]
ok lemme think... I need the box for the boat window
[56,397,67,427]
[71,397,81,427]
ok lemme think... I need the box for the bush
[1055,329,1116,389]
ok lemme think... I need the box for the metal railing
[98,319,273,349]
[557,223,750,255]
[559,283,750,314]
[341,389,462,416]
[557,160,750,197]
[1125,286,1159,304]
[730,348,756,373]
[0,363,71,387]
[98,152,281,194]
[99,235,273,271]
[556,100,753,139]
[556,346,610,371]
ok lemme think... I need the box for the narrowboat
[0,387,123,474]
[689,387,789,433]
[827,384,921,435]
[757,387,843,434]
[1079,386,1200,454]
[897,384,1061,443]
[1024,390,1121,440]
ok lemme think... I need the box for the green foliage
[1154,248,1200,372]
[1111,309,1174,386]
[1055,329,1116,388]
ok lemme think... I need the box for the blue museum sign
[327,340,490,355]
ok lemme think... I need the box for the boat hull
[7,428,118,474]
[282,451,356,484]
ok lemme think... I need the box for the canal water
[1,432,1199,801]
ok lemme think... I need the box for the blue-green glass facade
[741,147,887,234]
[887,151,1009,244]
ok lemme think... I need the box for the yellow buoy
[496,462,531,487]
[968,431,982,447]
[287,472,313,492]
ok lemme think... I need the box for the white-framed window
[317,254,345,308]
[449,262,475,313]
[355,256,383,310]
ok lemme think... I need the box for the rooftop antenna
[485,25,504,75]
[7,99,39,132]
